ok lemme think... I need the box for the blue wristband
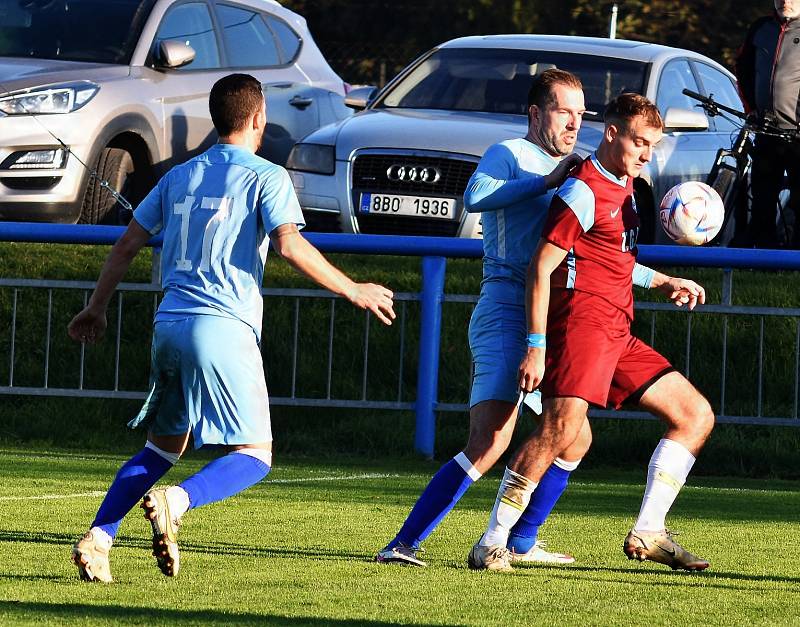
[526,333,546,348]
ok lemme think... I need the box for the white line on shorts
[0,473,399,502]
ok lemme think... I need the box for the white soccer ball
[659,181,725,246]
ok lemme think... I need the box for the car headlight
[2,148,67,170]
[286,143,335,175]
[0,81,99,115]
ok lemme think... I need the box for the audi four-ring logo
[386,164,441,183]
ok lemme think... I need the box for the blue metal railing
[2,222,800,457]
[6,221,800,266]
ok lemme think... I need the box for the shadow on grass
[0,573,62,583]
[0,529,367,561]
[0,601,441,626]
[6,529,799,588]
[0,530,150,550]
[509,562,800,587]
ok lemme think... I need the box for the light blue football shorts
[468,295,540,409]
[128,316,271,448]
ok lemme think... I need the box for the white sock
[145,440,181,465]
[553,456,581,472]
[633,439,696,532]
[89,526,113,549]
[166,485,191,520]
[454,451,483,481]
[480,467,538,547]
[233,447,273,467]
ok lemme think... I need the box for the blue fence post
[415,255,447,458]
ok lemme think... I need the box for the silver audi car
[286,35,743,243]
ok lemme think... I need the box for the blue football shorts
[128,316,271,448]
[468,296,539,409]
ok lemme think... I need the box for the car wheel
[79,147,135,225]
[634,183,655,244]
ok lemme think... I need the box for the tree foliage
[568,0,768,67]
[282,0,773,83]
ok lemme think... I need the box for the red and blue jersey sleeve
[543,176,596,252]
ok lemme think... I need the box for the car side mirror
[663,107,709,131]
[155,40,196,70]
[345,86,377,111]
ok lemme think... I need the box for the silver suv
[287,35,743,243]
[0,0,350,223]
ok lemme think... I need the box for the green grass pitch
[1,446,799,626]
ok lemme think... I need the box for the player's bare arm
[68,220,153,344]
[650,271,706,310]
[518,240,568,392]
[269,223,395,325]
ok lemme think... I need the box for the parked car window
[156,2,220,70]
[265,15,301,63]
[216,3,280,67]
[0,0,153,64]
[656,59,702,116]
[0,0,346,225]
[377,48,646,119]
[693,62,743,133]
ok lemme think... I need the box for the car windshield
[376,47,648,119]
[0,0,155,64]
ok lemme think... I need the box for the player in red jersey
[469,94,715,572]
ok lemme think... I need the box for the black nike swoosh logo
[654,542,676,556]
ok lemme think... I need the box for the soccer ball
[659,181,725,246]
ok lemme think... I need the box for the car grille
[0,176,61,190]
[351,154,477,236]
[353,154,477,195]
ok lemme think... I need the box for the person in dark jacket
[735,0,800,248]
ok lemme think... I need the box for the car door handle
[289,96,314,109]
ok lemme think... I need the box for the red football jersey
[542,155,640,319]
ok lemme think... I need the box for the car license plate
[359,193,455,220]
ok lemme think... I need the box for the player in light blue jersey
[69,74,395,583]
[376,69,591,567]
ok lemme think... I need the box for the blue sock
[180,450,271,510]
[389,452,480,549]
[507,460,576,554]
[92,446,174,539]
